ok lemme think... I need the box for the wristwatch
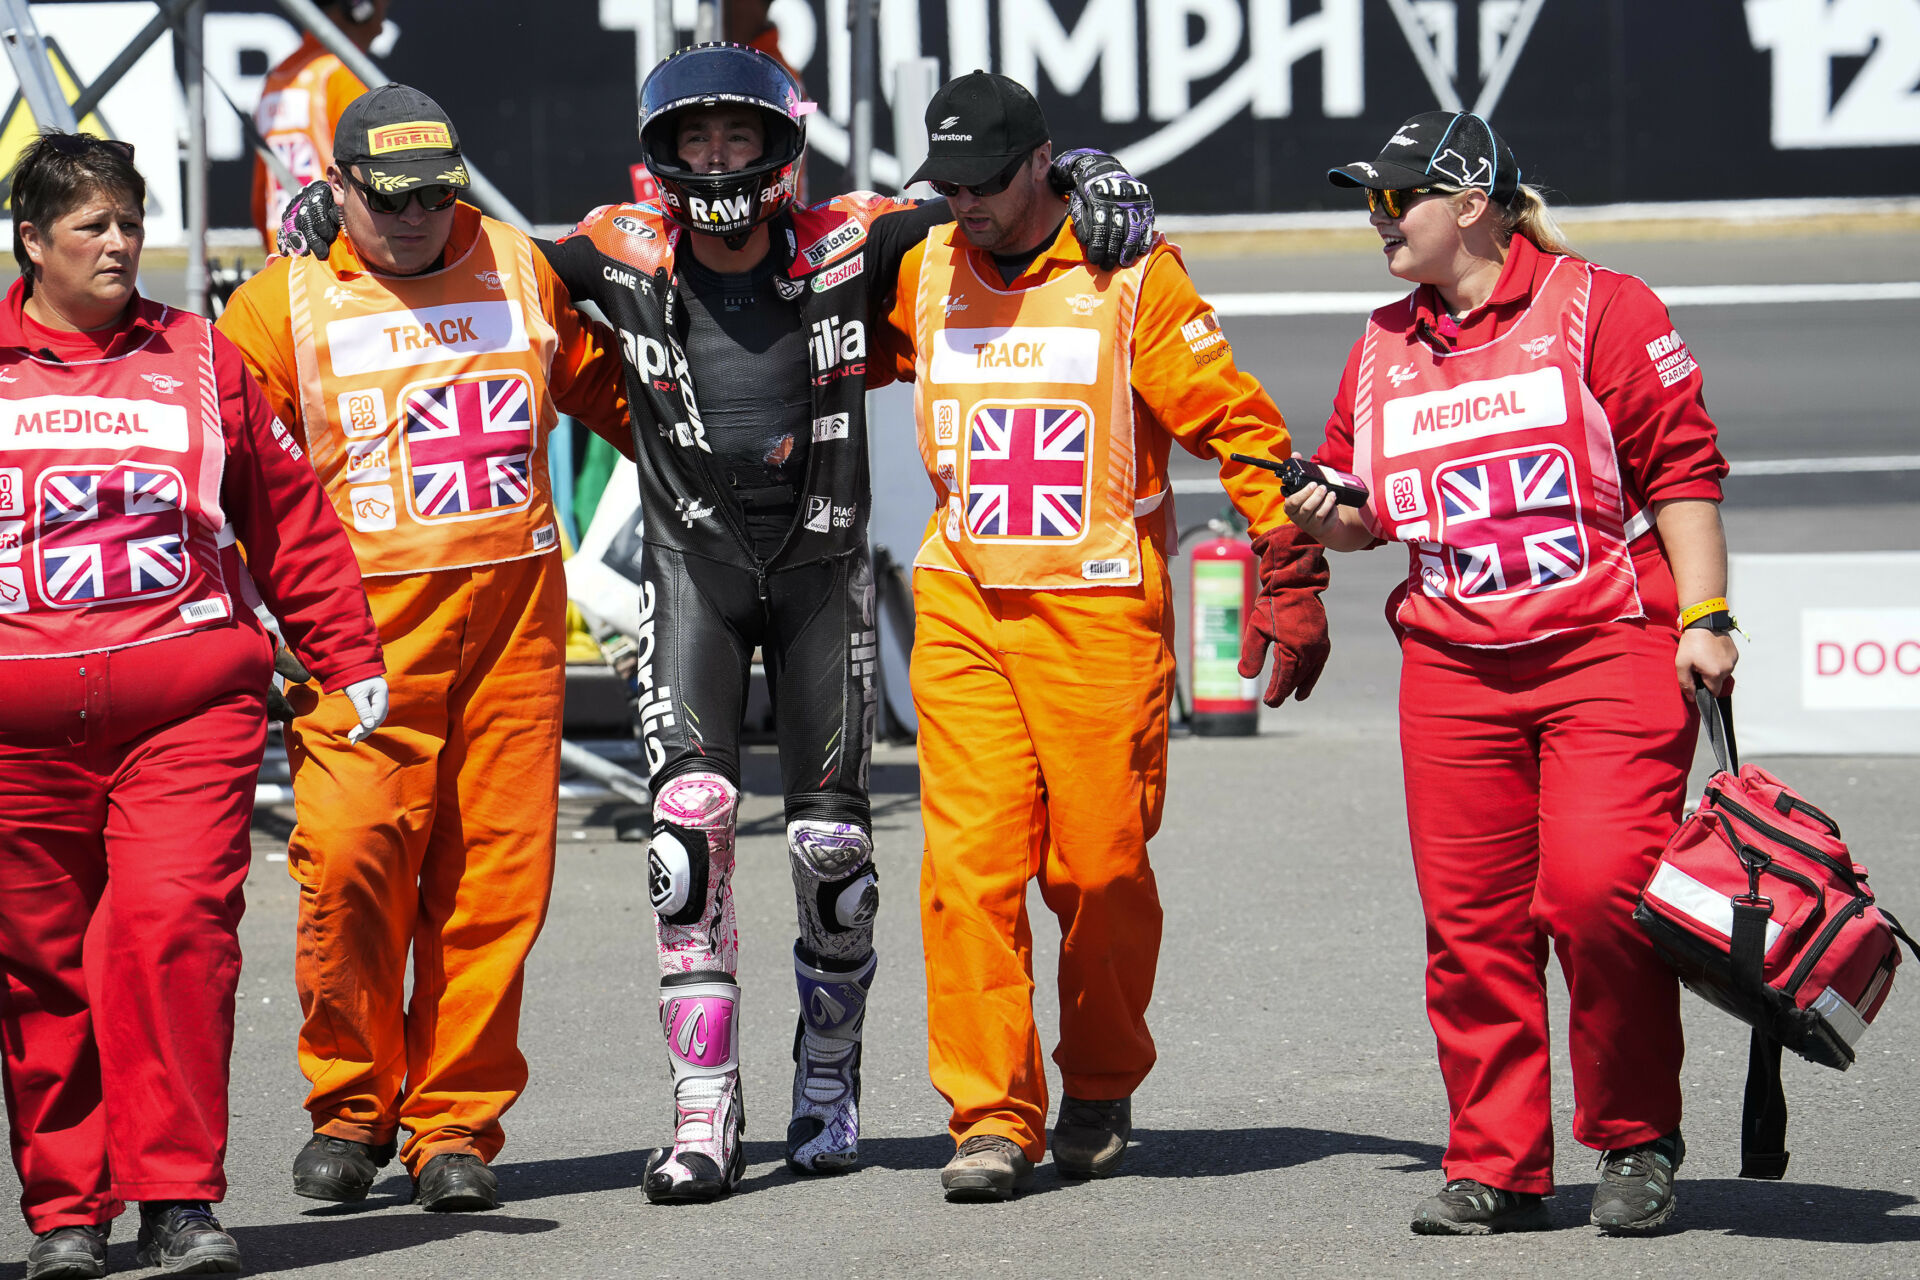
[1679,596,1740,636]
[1685,610,1739,636]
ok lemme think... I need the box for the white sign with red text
[1802,608,1920,710]
[1729,553,1920,754]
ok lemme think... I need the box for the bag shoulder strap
[1740,1028,1791,1180]
[1878,907,1920,964]
[1695,686,1740,775]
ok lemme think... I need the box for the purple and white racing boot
[645,975,745,1203]
[786,946,876,1174]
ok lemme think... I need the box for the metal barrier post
[848,0,875,191]
[694,0,723,45]
[179,0,208,315]
[891,56,939,198]
[0,0,79,132]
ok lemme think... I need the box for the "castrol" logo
[1380,368,1566,458]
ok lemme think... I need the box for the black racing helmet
[638,42,807,239]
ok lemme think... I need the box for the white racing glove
[344,676,389,745]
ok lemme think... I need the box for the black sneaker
[1411,1179,1552,1235]
[413,1152,499,1212]
[1592,1130,1684,1234]
[136,1202,240,1274]
[293,1133,396,1202]
[1052,1096,1131,1179]
[25,1224,107,1280]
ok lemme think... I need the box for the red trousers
[0,626,270,1230]
[1400,619,1691,1194]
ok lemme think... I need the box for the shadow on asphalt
[1671,1179,1920,1242]
[465,1127,1442,1208]
[478,1138,957,1203]
[0,1212,564,1279]
[1123,1127,1444,1179]
[1529,1179,1920,1239]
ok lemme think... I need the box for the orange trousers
[911,543,1174,1162]
[285,554,564,1173]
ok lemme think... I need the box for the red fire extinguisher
[1187,518,1259,736]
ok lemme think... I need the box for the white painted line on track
[1171,455,1920,496]
[1160,195,1920,234]
[1212,282,1920,317]
[1727,455,1920,476]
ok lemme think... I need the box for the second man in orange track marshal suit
[873,73,1331,1200]
[218,85,630,1211]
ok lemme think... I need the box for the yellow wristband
[1679,597,1729,629]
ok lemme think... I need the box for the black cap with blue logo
[1328,111,1519,205]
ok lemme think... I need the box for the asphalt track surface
[4,228,1919,1277]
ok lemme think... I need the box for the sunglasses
[347,172,459,216]
[45,133,135,162]
[928,151,1032,199]
[1366,186,1438,220]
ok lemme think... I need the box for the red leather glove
[1237,522,1331,707]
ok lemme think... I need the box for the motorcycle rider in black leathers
[276,40,1155,1203]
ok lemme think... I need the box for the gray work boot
[1052,1096,1131,1179]
[940,1134,1035,1202]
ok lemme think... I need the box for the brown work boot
[1052,1096,1132,1179]
[940,1134,1034,1202]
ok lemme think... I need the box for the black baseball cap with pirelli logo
[334,83,471,193]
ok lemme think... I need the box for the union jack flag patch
[964,402,1089,540]
[36,464,188,607]
[1433,445,1587,599]
[402,374,534,520]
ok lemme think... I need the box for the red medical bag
[1633,690,1917,1179]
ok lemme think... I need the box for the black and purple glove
[276,180,342,260]
[1049,148,1156,270]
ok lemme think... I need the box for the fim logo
[139,373,184,394]
[1066,293,1104,316]
[1520,334,1557,359]
[474,271,504,290]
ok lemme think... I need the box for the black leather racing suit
[540,194,945,824]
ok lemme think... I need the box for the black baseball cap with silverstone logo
[908,70,1050,188]
[334,83,471,193]
[1328,110,1519,205]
